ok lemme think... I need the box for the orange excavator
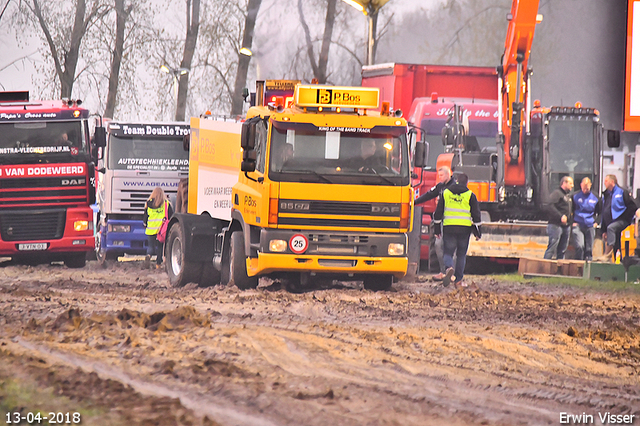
[437,0,603,259]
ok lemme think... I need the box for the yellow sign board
[295,85,379,109]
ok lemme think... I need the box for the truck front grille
[0,209,66,241]
[278,200,401,229]
[279,217,399,229]
[118,189,178,213]
[0,177,87,208]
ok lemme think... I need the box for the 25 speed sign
[289,234,308,254]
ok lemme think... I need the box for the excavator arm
[499,0,542,187]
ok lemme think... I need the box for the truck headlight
[388,243,404,256]
[421,225,430,234]
[269,239,288,252]
[108,224,131,233]
[74,220,89,231]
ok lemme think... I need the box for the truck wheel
[228,231,258,290]
[95,230,118,268]
[166,224,202,287]
[363,274,393,291]
[64,253,86,269]
[199,262,221,287]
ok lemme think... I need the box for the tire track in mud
[1,266,639,425]
[10,338,279,426]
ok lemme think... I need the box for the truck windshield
[0,121,85,159]
[547,119,596,191]
[268,121,409,186]
[107,135,189,171]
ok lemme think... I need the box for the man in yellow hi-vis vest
[433,173,481,288]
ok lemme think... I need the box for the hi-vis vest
[145,200,167,235]
[442,189,472,227]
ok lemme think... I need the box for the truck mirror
[414,141,429,168]
[441,126,454,146]
[241,116,260,150]
[183,134,190,151]
[93,126,106,148]
[241,148,256,172]
[607,129,620,148]
[241,160,256,172]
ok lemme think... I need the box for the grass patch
[0,372,116,425]
[492,273,640,293]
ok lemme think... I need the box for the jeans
[571,225,595,260]
[604,219,630,253]
[147,234,163,265]
[442,232,471,282]
[544,224,570,260]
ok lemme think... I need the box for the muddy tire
[228,231,258,290]
[199,261,221,287]
[64,253,86,269]
[166,224,202,287]
[363,274,393,291]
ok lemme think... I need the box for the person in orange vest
[143,187,173,269]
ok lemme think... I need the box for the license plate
[18,243,48,251]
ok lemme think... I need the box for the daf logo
[372,205,400,214]
[61,178,86,186]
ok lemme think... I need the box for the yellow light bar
[295,85,379,109]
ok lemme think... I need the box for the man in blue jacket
[571,177,600,261]
[597,174,638,261]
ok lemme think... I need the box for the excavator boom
[500,0,541,187]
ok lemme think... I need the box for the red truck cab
[362,64,498,266]
[0,91,96,267]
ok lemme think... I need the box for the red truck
[362,63,498,266]
[0,91,98,267]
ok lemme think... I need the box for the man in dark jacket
[415,166,456,280]
[544,176,574,260]
[571,177,600,261]
[433,173,482,288]
[597,174,638,261]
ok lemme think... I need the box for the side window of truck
[255,119,267,173]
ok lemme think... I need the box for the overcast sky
[0,0,445,116]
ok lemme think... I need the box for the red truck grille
[0,208,66,241]
[0,177,87,208]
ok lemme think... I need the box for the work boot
[442,268,455,287]
[142,255,151,269]
[454,280,468,290]
[432,272,445,281]
[595,245,614,262]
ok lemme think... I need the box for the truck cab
[95,122,189,264]
[166,82,418,291]
[0,91,96,267]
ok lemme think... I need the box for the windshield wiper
[281,169,334,184]
[367,172,395,185]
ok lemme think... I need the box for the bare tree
[298,0,336,84]
[175,0,200,121]
[231,0,262,116]
[28,0,109,98]
[103,0,133,118]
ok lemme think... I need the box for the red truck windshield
[0,121,86,159]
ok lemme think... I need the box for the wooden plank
[519,257,584,278]
[522,272,583,280]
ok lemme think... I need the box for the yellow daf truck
[165,81,423,291]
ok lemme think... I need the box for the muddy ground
[0,260,639,426]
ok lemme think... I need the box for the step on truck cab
[0,91,96,267]
[95,122,189,264]
[165,81,423,291]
